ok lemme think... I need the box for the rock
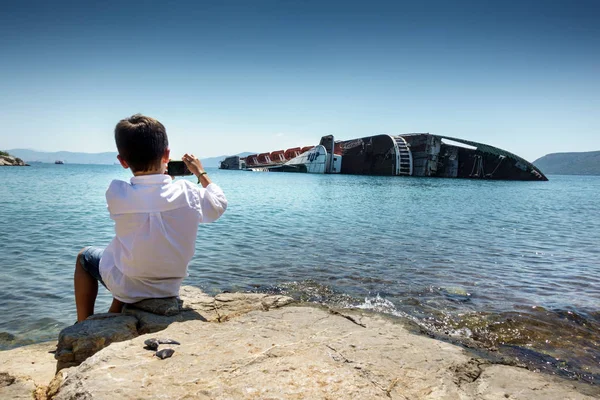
[0,372,36,400]
[157,338,180,345]
[144,338,180,350]
[144,338,160,350]
[214,292,295,321]
[121,286,294,334]
[3,303,599,400]
[123,297,181,316]
[0,372,16,386]
[54,314,138,371]
[461,364,594,400]
[0,341,57,399]
[47,306,599,400]
[0,341,56,386]
[0,155,28,166]
[121,307,201,335]
[155,348,175,359]
[55,286,294,371]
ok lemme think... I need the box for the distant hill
[7,149,118,164]
[6,149,254,167]
[533,151,600,176]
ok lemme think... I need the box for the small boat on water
[54,160,64,164]
[219,133,547,181]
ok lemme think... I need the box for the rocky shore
[1,286,598,400]
[0,154,28,166]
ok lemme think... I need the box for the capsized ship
[219,133,547,181]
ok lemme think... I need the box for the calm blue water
[1,164,599,381]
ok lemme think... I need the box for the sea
[0,164,598,383]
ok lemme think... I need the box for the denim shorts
[80,246,107,288]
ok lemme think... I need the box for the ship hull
[221,133,547,181]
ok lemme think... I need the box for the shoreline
[1,291,598,399]
[1,294,599,386]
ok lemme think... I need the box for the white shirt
[99,174,227,303]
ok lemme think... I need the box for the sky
[0,0,598,161]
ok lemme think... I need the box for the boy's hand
[182,153,205,177]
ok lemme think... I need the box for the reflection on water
[1,165,599,384]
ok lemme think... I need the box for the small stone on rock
[156,348,175,359]
[144,338,160,350]
[158,338,180,345]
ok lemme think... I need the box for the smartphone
[167,160,193,176]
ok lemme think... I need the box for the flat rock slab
[121,288,295,333]
[0,341,57,386]
[51,306,599,400]
[0,372,37,400]
[0,341,57,399]
[55,287,294,371]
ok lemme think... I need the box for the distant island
[0,150,28,166]
[6,149,119,165]
[6,149,254,168]
[534,151,600,176]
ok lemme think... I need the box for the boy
[74,114,227,322]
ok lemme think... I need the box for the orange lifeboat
[300,146,314,154]
[284,147,302,160]
[257,152,272,165]
[245,154,258,167]
[270,150,286,163]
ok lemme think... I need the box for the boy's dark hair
[115,114,169,172]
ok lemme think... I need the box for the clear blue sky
[1,0,598,161]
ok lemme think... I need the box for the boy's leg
[108,298,124,314]
[74,249,98,321]
[74,247,107,322]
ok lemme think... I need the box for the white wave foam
[355,295,401,315]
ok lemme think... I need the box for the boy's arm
[197,171,212,188]
[182,153,228,222]
[182,153,211,188]
[198,183,227,222]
